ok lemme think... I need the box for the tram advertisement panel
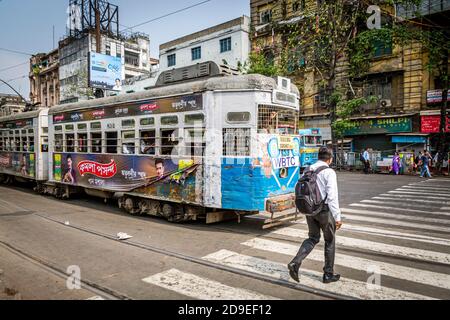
[0,152,35,179]
[53,154,202,204]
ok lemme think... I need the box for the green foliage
[246,51,285,77]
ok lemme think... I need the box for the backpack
[359,153,365,162]
[295,166,330,217]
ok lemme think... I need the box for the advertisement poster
[89,52,123,91]
[344,117,412,136]
[53,154,202,205]
[426,90,450,104]
[0,152,35,179]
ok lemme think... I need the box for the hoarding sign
[427,90,450,104]
[52,94,203,124]
[344,117,412,136]
[421,115,450,133]
[0,152,35,178]
[89,52,123,91]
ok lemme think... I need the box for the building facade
[250,0,449,154]
[159,16,251,73]
[29,49,60,107]
[0,94,26,117]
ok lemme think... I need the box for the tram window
[14,137,20,152]
[41,137,49,153]
[29,136,35,152]
[227,112,251,123]
[91,122,101,130]
[0,134,3,151]
[305,136,315,145]
[77,123,87,131]
[91,132,102,153]
[55,134,63,152]
[106,132,118,154]
[77,133,88,153]
[140,130,156,155]
[223,128,251,157]
[161,129,179,156]
[140,117,155,126]
[185,128,205,157]
[55,125,63,132]
[42,127,48,134]
[121,131,135,155]
[65,124,74,131]
[28,129,34,134]
[21,129,27,135]
[161,116,178,126]
[19,136,25,152]
[66,133,75,152]
[185,114,205,125]
[122,119,135,128]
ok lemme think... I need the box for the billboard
[89,52,123,91]
[0,152,36,179]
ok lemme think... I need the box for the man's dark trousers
[291,208,336,274]
[363,160,370,174]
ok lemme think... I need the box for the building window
[168,54,176,67]
[191,47,201,61]
[220,37,232,53]
[373,40,393,57]
[259,10,272,24]
[293,0,305,12]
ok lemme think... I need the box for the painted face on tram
[155,160,165,178]
[67,156,73,169]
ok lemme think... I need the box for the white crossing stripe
[292,221,450,247]
[239,239,450,291]
[361,199,440,210]
[205,249,435,300]
[341,213,450,233]
[442,207,450,211]
[142,268,278,300]
[403,185,450,192]
[350,203,450,216]
[342,208,450,225]
[373,196,450,205]
[269,226,450,264]
[390,191,450,199]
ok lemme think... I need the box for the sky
[0,0,250,98]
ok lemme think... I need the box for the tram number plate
[272,156,300,169]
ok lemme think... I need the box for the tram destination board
[52,94,203,124]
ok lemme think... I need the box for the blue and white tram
[2,75,300,223]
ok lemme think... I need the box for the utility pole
[95,0,101,53]
[437,51,448,172]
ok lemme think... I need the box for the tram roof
[49,74,300,115]
[0,109,42,123]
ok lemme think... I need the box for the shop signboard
[427,90,450,104]
[421,115,450,133]
[344,117,412,136]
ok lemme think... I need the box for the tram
[0,109,49,184]
[0,74,301,224]
[298,128,323,168]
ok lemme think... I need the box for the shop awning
[388,133,428,144]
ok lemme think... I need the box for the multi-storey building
[159,16,251,73]
[29,49,60,107]
[0,94,26,117]
[250,0,449,153]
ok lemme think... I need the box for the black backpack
[295,166,330,216]
[359,153,365,162]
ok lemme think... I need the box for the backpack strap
[314,166,331,175]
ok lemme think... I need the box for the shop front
[343,115,416,155]
[420,110,450,153]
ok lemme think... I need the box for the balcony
[396,0,450,19]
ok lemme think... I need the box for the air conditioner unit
[380,99,392,108]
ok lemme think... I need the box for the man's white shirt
[363,151,370,161]
[305,161,342,222]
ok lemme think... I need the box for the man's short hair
[318,147,333,161]
[155,159,164,167]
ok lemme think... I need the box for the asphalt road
[0,172,449,300]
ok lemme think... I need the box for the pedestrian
[392,152,401,175]
[415,151,422,174]
[420,150,432,178]
[363,148,371,174]
[288,147,343,284]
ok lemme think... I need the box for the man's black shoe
[287,262,300,282]
[323,273,340,284]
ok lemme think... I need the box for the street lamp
[0,78,40,112]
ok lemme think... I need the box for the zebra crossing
[140,178,450,300]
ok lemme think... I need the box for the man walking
[288,147,343,284]
[420,150,432,178]
[363,148,371,174]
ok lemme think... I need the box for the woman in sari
[392,152,401,175]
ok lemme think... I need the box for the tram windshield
[258,105,298,135]
[304,135,322,146]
